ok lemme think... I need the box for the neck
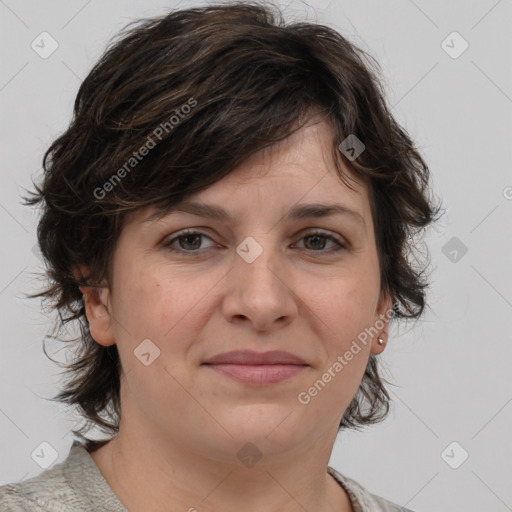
[89,418,353,512]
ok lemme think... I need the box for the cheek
[108,262,171,360]
[110,269,194,402]
[111,264,210,368]
[306,282,376,409]
[309,271,379,341]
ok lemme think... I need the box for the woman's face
[86,118,392,465]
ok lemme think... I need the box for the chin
[211,405,307,454]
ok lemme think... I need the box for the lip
[202,350,308,385]
[203,350,307,365]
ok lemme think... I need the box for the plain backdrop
[0,1,511,511]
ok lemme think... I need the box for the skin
[80,116,393,512]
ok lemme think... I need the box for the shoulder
[0,440,122,512]
[328,466,416,512]
[0,484,48,511]
[0,458,69,512]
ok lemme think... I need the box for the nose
[221,237,298,333]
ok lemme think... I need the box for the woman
[0,2,441,510]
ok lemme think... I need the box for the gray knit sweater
[0,441,414,511]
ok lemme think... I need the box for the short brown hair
[26,0,442,446]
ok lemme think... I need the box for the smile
[203,363,307,385]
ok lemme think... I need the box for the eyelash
[163,229,347,256]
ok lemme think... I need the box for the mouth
[202,350,308,385]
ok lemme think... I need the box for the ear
[75,266,116,347]
[369,291,394,355]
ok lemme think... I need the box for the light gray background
[1,1,511,511]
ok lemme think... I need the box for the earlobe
[74,265,116,346]
[370,291,394,355]
[79,283,116,347]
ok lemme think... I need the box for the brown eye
[164,230,215,254]
[163,229,346,256]
[296,230,346,252]
[176,233,203,251]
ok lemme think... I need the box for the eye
[294,230,347,252]
[163,228,347,255]
[163,229,216,253]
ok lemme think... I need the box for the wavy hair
[25,0,442,447]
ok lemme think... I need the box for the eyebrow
[147,200,366,230]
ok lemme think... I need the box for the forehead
[255,123,364,192]
[129,118,371,227]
